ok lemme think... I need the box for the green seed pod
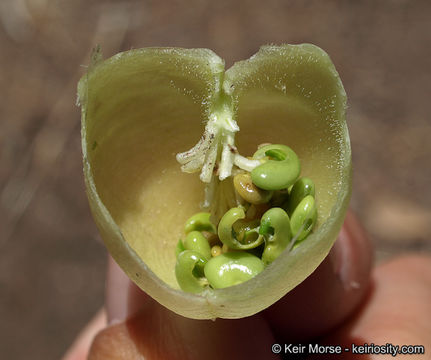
[79,44,351,319]
[204,252,264,289]
[290,195,318,242]
[183,231,212,260]
[288,177,316,215]
[251,144,301,191]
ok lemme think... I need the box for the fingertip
[88,321,139,360]
[106,256,151,325]
[62,309,107,360]
[89,303,277,360]
[320,254,431,355]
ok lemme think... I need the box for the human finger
[318,255,431,360]
[62,309,107,360]
[263,210,373,341]
[89,298,276,360]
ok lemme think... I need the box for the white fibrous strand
[176,110,261,222]
[176,112,262,183]
[202,177,242,225]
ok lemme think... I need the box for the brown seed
[203,232,220,246]
[246,203,271,220]
[233,173,273,205]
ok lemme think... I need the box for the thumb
[263,210,373,341]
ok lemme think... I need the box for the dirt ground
[0,1,430,358]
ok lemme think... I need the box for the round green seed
[290,195,317,242]
[251,144,300,191]
[211,245,222,257]
[175,250,208,293]
[183,231,212,259]
[184,212,216,234]
[288,177,315,215]
[204,252,264,289]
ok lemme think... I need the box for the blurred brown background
[0,0,430,358]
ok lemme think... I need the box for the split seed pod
[77,44,351,319]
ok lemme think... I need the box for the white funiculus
[176,105,262,220]
[176,107,261,182]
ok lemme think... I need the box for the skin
[63,211,431,360]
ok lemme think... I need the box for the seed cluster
[175,143,318,292]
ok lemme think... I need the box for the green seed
[233,172,273,204]
[183,231,212,259]
[175,250,208,293]
[232,218,261,245]
[260,207,292,264]
[251,144,300,191]
[184,212,216,234]
[175,238,185,257]
[218,207,264,250]
[290,195,317,242]
[204,252,264,289]
[211,245,222,257]
[288,177,315,215]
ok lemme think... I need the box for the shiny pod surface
[78,44,351,319]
